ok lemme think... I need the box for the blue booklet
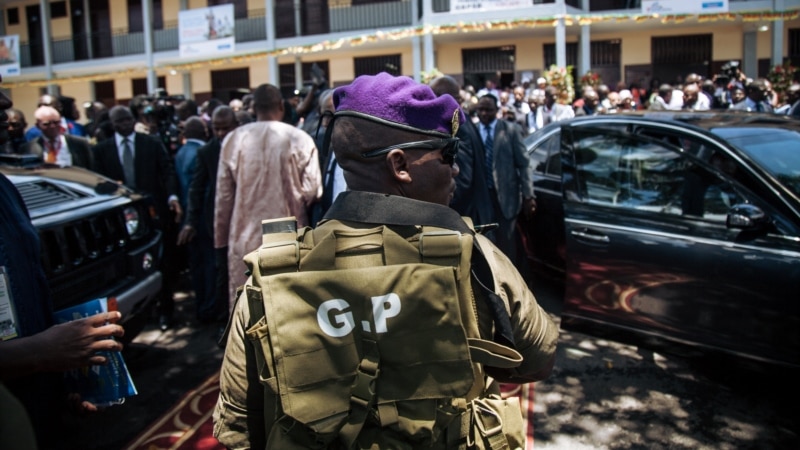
[53,297,137,407]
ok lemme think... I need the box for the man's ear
[387,149,412,184]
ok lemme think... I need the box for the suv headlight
[124,207,140,236]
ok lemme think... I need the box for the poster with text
[642,0,728,14]
[0,35,21,78]
[179,4,235,58]
[451,0,528,13]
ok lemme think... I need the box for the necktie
[484,125,494,189]
[755,102,763,112]
[122,138,136,189]
[45,139,59,163]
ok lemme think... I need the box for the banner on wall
[451,0,528,13]
[179,4,235,59]
[0,35,21,78]
[642,0,729,14]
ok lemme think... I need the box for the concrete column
[421,0,434,75]
[412,37,421,82]
[556,17,566,68]
[143,0,157,94]
[411,0,421,82]
[83,0,93,59]
[424,34,435,75]
[269,57,279,86]
[772,0,785,66]
[743,31,758,80]
[295,57,303,89]
[294,0,302,37]
[265,0,278,85]
[579,25,590,78]
[772,0,786,66]
[421,0,433,19]
[578,0,590,76]
[39,0,56,94]
[180,0,190,99]
[183,72,192,100]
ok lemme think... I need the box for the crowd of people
[2,69,798,332]
[0,70,560,449]
[453,69,800,138]
[4,63,799,448]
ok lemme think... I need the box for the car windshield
[712,127,800,198]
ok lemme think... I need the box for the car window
[529,130,561,176]
[636,126,715,160]
[713,127,800,199]
[571,130,747,221]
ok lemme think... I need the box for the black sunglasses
[361,138,460,166]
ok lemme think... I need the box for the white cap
[537,77,547,85]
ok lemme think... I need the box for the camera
[142,90,185,154]
[310,63,327,90]
[715,61,741,85]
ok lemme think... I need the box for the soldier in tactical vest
[213,72,558,449]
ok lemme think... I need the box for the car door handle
[570,229,610,243]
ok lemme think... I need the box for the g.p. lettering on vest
[317,293,401,337]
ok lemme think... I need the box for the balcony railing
[15,0,772,69]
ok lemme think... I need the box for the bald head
[429,75,461,101]
[35,106,62,140]
[252,83,284,120]
[35,105,60,122]
[109,105,136,136]
[211,105,238,141]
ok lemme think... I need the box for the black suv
[1,155,163,341]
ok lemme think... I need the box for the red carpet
[123,372,224,450]
[123,373,535,450]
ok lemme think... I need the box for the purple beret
[333,72,465,137]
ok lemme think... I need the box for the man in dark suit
[2,109,27,154]
[20,106,92,168]
[475,94,536,271]
[429,75,493,229]
[178,106,239,333]
[93,105,182,330]
[731,78,774,113]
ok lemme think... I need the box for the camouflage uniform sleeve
[213,289,266,449]
[475,234,559,382]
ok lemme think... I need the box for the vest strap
[339,338,380,447]
[258,217,301,275]
[419,227,463,270]
[468,338,523,369]
[471,398,510,450]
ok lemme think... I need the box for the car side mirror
[726,203,768,230]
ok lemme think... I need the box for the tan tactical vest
[241,216,525,449]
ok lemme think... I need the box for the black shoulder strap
[470,241,516,348]
[323,191,474,235]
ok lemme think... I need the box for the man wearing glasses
[19,105,92,168]
[214,72,557,449]
[731,78,775,113]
